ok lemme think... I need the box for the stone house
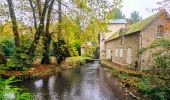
[105,10,170,70]
[100,19,128,59]
[81,42,93,56]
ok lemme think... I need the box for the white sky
[121,0,162,19]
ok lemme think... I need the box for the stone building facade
[105,10,170,70]
[100,19,127,59]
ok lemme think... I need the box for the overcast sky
[121,0,162,19]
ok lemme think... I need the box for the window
[120,48,124,57]
[107,49,111,59]
[156,25,164,38]
[127,48,132,64]
[115,48,119,57]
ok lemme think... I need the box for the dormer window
[156,25,164,38]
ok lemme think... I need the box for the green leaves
[0,77,33,100]
[140,39,170,71]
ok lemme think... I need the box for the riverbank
[100,60,170,100]
[0,56,91,80]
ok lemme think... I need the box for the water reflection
[34,79,43,89]
[15,61,132,100]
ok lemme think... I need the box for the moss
[127,13,159,34]
[107,30,121,41]
[106,13,159,41]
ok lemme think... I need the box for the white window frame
[156,25,164,38]
[107,49,111,59]
[127,48,132,64]
[115,48,119,57]
[119,48,124,57]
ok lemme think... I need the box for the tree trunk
[41,0,55,64]
[53,0,64,65]
[27,0,50,56]
[36,0,42,19]
[58,0,62,40]
[29,0,38,30]
[7,0,21,47]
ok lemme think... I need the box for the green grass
[64,56,92,67]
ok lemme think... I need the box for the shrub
[7,47,33,71]
[136,76,170,100]
[0,77,33,100]
[6,34,33,71]
[68,46,79,57]
[0,52,7,66]
[154,55,170,69]
[0,38,14,57]
[53,40,79,64]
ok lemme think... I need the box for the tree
[128,11,142,24]
[157,0,170,11]
[6,0,21,47]
[110,8,126,19]
[156,1,170,30]
[1,0,123,66]
[41,0,55,64]
[27,0,51,56]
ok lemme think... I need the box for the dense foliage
[140,39,170,71]
[0,77,33,100]
[137,39,170,99]
[128,11,142,24]
[0,0,120,69]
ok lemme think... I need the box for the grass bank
[0,56,92,80]
[101,60,170,100]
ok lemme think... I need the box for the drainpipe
[138,32,142,70]
[104,41,106,59]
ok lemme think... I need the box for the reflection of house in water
[104,10,170,70]
[100,19,128,59]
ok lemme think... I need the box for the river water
[16,61,133,100]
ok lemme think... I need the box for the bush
[0,52,7,65]
[68,46,79,57]
[0,38,14,57]
[136,76,170,100]
[6,34,33,71]
[53,40,79,64]
[0,77,33,100]
[82,46,96,58]
[7,47,33,71]
[154,55,170,69]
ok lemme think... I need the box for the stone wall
[105,33,139,68]
[140,15,170,70]
[100,24,126,59]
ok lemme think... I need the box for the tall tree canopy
[110,8,126,19]
[128,11,142,24]
[0,0,123,66]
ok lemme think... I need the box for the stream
[15,61,133,100]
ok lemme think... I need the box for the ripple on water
[15,61,132,100]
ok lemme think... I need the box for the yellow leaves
[0,21,33,41]
[74,0,87,9]
[0,22,13,40]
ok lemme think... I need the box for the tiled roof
[106,12,160,42]
[109,19,128,24]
